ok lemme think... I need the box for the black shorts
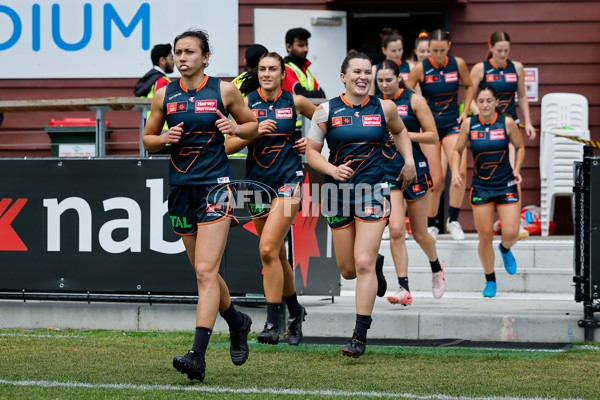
[322,183,390,230]
[470,184,519,207]
[389,172,432,201]
[168,184,239,235]
[247,182,302,218]
[438,123,460,141]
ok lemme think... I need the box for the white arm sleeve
[307,102,329,143]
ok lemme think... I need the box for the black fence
[0,158,340,304]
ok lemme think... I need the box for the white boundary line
[0,379,583,400]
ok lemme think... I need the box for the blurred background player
[376,60,445,305]
[470,31,536,240]
[451,86,524,298]
[369,28,410,96]
[407,29,474,241]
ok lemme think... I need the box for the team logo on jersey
[412,184,422,193]
[444,72,458,82]
[167,102,188,114]
[505,73,518,83]
[486,74,501,82]
[217,177,231,184]
[276,108,293,119]
[490,129,505,140]
[195,100,217,113]
[332,116,352,126]
[252,109,267,118]
[397,105,408,116]
[362,115,381,126]
[425,75,440,83]
[471,130,485,140]
[364,207,374,215]
[206,204,223,212]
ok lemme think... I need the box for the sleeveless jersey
[374,60,411,97]
[245,88,303,189]
[468,113,514,189]
[480,59,519,120]
[379,89,429,181]
[420,56,461,129]
[163,76,233,185]
[325,95,387,203]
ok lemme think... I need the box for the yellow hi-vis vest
[285,62,315,128]
[142,77,170,131]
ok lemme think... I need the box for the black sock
[283,292,302,318]
[485,272,496,282]
[427,217,438,227]
[192,327,212,359]
[429,259,442,273]
[499,244,510,254]
[266,302,282,328]
[398,277,410,293]
[219,303,243,331]
[448,206,460,222]
[354,314,372,342]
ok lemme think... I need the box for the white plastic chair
[539,93,590,236]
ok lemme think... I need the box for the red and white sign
[471,130,481,140]
[276,108,293,119]
[486,74,500,82]
[195,100,217,113]
[505,73,518,83]
[397,105,408,116]
[490,129,505,140]
[362,115,381,126]
[444,72,458,82]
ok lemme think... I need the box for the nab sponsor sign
[0,0,239,78]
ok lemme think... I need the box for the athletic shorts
[247,182,302,218]
[389,172,432,201]
[438,123,461,141]
[168,184,239,235]
[322,183,391,230]
[470,184,519,207]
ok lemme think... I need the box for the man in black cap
[232,44,268,90]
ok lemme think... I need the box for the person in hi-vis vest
[134,44,174,134]
[282,28,326,132]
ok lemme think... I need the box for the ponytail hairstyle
[477,85,504,116]
[239,52,286,96]
[430,29,451,42]
[486,31,511,60]
[410,30,430,63]
[380,27,404,50]
[378,60,411,90]
[340,50,371,74]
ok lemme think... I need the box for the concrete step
[341,235,575,294]
[2,291,592,343]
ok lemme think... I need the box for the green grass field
[1,329,599,399]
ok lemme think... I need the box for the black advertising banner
[0,158,339,299]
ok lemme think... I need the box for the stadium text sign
[0,0,239,78]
